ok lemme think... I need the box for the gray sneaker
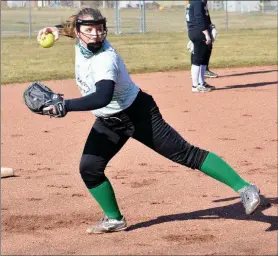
[205,70,218,78]
[192,84,211,92]
[86,216,127,234]
[239,184,261,215]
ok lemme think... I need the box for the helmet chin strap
[77,31,107,54]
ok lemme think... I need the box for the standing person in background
[186,0,218,79]
[36,8,261,234]
[186,0,216,92]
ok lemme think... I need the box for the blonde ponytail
[57,15,77,38]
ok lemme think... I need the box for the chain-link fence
[1,0,277,38]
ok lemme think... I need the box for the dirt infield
[1,66,277,255]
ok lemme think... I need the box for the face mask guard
[76,18,108,53]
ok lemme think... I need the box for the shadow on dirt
[215,81,278,90]
[126,195,277,232]
[219,69,278,78]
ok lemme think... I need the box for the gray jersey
[75,39,140,117]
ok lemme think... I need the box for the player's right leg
[190,39,212,92]
[79,118,129,234]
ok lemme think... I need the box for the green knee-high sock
[88,179,122,220]
[200,152,250,192]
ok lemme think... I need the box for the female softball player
[37,8,261,234]
[186,0,216,92]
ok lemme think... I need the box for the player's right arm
[193,1,211,45]
[37,27,59,42]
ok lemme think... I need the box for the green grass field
[1,7,277,84]
[1,29,277,84]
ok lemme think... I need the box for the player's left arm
[206,6,217,42]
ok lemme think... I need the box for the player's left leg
[200,44,216,89]
[132,96,260,215]
[205,46,218,78]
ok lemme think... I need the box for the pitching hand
[37,27,59,42]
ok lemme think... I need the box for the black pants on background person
[189,29,211,66]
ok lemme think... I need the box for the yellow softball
[39,33,55,48]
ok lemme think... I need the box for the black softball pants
[189,29,212,66]
[80,90,208,189]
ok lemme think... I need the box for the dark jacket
[186,0,211,32]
